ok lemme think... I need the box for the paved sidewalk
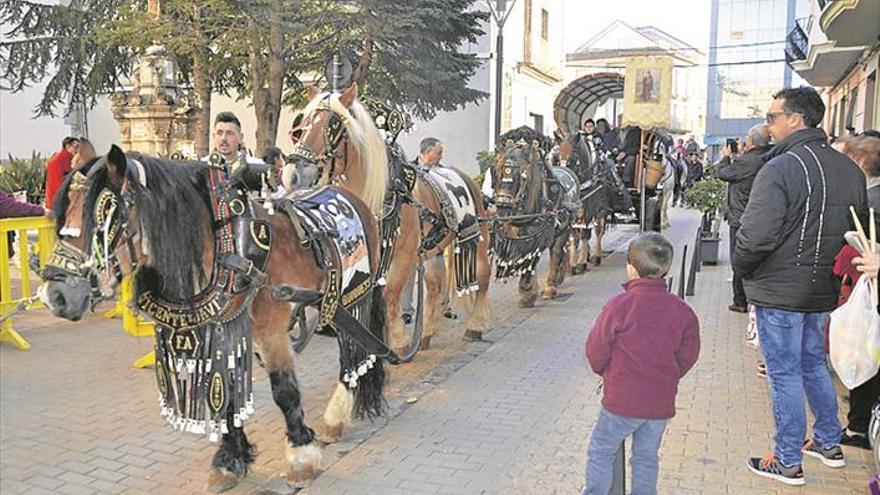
[1,208,875,494]
[300,208,876,495]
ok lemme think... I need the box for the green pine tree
[343,0,489,120]
[1,0,134,117]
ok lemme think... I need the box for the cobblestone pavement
[1,208,875,494]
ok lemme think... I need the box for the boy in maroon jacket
[582,233,700,495]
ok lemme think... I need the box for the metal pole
[678,244,687,299]
[494,28,504,144]
[609,441,626,495]
[686,227,701,297]
[638,130,647,232]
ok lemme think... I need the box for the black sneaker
[802,439,846,468]
[729,303,748,313]
[839,429,871,450]
[747,455,805,486]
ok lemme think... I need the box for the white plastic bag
[829,276,880,389]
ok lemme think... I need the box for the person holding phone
[726,138,739,156]
[717,125,772,313]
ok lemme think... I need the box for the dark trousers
[729,225,746,306]
[673,169,684,205]
[847,371,880,433]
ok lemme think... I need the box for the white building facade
[563,20,707,139]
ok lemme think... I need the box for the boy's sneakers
[747,454,805,486]
[757,361,767,378]
[802,439,846,468]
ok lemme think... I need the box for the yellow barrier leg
[134,350,156,368]
[103,299,125,319]
[103,275,128,319]
[0,320,31,351]
[116,275,156,368]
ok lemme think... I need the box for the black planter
[700,235,720,265]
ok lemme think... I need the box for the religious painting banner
[622,56,673,129]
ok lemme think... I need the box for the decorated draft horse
[39,146,413,492]
[286,84,492,352]
[556,131,631,272]
[490,126,573,307]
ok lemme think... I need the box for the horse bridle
[43,163,142,293]
[495,140,539,210]
[288,100,350,185]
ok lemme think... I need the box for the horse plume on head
[293,84,389,216]
[493,126,553,215]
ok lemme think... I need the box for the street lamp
[486,0,516,144]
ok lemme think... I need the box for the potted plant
[474,150,496,185]
[0,152,47,205]
[684,178,726,265]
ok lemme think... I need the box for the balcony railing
[784,16,811,64]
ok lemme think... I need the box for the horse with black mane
[39,145,401,492]
[557,130,632,272]
[489,126,572,306]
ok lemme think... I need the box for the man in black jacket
[735,87,868,485]
[717,124,771,312]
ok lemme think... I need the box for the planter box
[700,235,720,265]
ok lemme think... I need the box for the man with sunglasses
[734,87,868,486]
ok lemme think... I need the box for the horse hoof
[577,263,589,273]
[462,329,483,342]
[284,443,322,483]
[206,468,241,493]
[593,257,602,267]
[419,336,432,351]
[316,422,344,444]
[518,298,536,308]
[542,287,556,300]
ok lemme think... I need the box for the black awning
[553,72,624,135]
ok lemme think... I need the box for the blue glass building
[705,0,810,152]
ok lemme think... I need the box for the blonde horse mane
[303,92,389,215]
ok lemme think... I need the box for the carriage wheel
[288,303,323,353]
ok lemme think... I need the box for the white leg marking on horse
[322,382,354,429]
[284,442,322,472]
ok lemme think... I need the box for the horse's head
[285,83,388,215]
[493,138,544,214]
[558,133,595,183]
[42,145,210,320]
[40,146,145,320]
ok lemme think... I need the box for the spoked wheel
[288,303,322,354]
[870,403,880,475]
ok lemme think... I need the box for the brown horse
[286,84,492,352]
[40,149,390,492]
[490,129,570,306]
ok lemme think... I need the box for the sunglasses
[765,111,801,124]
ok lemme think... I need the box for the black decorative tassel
[153,311,254,442]
[337,286,386,419]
